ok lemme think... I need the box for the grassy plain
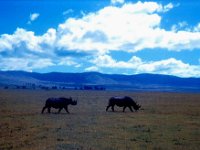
[0,89,200,150]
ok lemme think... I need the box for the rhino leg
[48,107,51,113]
[58,108,63,113]
[106,105,115,112]
[41,106,47,114]
[123,106,127,112]
[111,106,115,112]
[128,106,133,112]
[106,105,111,111]
[64,106,69,113]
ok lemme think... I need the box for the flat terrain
[0,90,200,150]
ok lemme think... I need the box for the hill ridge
[0,71,200,92]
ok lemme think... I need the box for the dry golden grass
[0,90,200,150]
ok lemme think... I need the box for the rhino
[41,97,77,114]
[106,96,141,112]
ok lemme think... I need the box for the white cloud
[90,55,135,69]
[85,66,99,72]
[30,13,40,21]
[58,57,80,66]
[194,23,200,32]
[0,28,42,52]
[162,3,173,12]
[28,13,40,24]
[89,55,200,77]
[111,0,124,5]
[56,1,200,53]
[171,21,189,32]
[0,55,82,72]
[0,57,54,72]
[56,2,163,53]
[2,1,200,55]
[41,28,57,46]
[63,9,74,15]
[0,28,57,53]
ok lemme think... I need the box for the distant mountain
[0,71,200,92]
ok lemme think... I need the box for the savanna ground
[0,89,200,150]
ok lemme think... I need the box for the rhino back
[46,98,66,108]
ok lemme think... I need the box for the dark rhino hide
[106,96,141,112]
[41,97,77,114]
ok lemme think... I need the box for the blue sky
[0,0,200,77]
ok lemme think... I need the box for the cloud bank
[87,55,200,77]
[0,1,200,77]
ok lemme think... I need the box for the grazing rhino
[41,97,77,114]
[106,96,141,112]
